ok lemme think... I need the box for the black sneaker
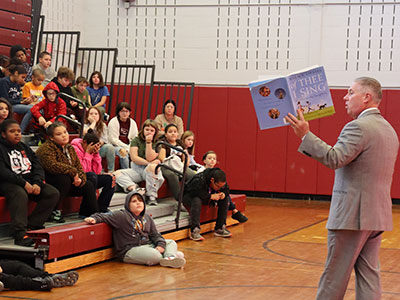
[47,210,65,223]
[14,232,35,247]
[15,237,34,247]
[232,211,248,223]
[32,277,53,291]
[51,271,79,287]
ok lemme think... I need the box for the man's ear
[1,132,5,139]
[364,93,372,103]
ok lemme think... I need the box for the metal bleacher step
[0,192,187,252]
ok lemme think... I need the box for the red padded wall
[384,90,400,198]
[195,87,229,171]
[190,87,400,199]
[255,125,288,192]
[225,87,257,190]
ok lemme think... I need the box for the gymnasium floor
[1,197,400,300]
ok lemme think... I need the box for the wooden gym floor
[2,197,400,300]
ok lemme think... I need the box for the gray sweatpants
[123,239,178,265]
[116,163,164,197]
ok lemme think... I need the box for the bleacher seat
[0,10,31,32]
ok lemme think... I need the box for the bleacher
[0,0,247,272]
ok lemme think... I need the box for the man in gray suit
[285,77,399,300]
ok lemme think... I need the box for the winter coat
[30,81,67,126]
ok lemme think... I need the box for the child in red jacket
[30,81,67,137]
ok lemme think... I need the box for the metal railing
[35,26,195,130]
[150,81,195,130]
[36,30,81,73]
[112,64,155,125]
[155,141,188,230]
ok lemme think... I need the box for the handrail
[57,92,87,137]
[54,114,82,130]
[155,141,188,230]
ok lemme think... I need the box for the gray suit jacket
[299,108,399,231]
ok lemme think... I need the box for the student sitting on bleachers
[0,259,78,291]
[198,151,248,223]
[158,124,195,201]
[183,168,231,241]
[0,64,33,134]
[0,119,59,246]
[86,71,109,117]
[9,45,32,82]
[83,107,116,172]
[22,69,45,106]
[0,98,13,124]
[0,55,10,79]
[84,191,186,268]
[71,130,115,213]
[50,67,83,122]
[108,102,138,169]
[114,119,164,206]
[181,130,203,170]
[154,99,184,138]
[71,76,91,108]
[30,81,67,141]
[36,122,98,222]
[32,51,57,87]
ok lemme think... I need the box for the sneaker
[232,211,248,223]
[175,251,185,258]
[14,232,35,247]
[147,196,158,206]
[47,210,65,223]
[103,113,110,122]
[160,256,186,268]
[189,227,204,241]
[32,277,53,291]
[214,225,232,238]
[51,271,79,287]
[0,281,4,291]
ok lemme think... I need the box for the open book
[249,66,335,130]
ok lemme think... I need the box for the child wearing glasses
[30,81,67,138]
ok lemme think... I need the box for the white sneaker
[0,281,4,291]
[175,251,185,258]
[160,256,186,268]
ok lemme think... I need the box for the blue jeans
[99,144,129,172]
[13,104,33,133]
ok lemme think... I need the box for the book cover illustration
[249,66,335,130]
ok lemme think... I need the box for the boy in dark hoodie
[84,191,186,268]
[0,119,59,246]
[183,167,231,241]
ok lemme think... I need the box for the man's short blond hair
[354,77,382,104]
